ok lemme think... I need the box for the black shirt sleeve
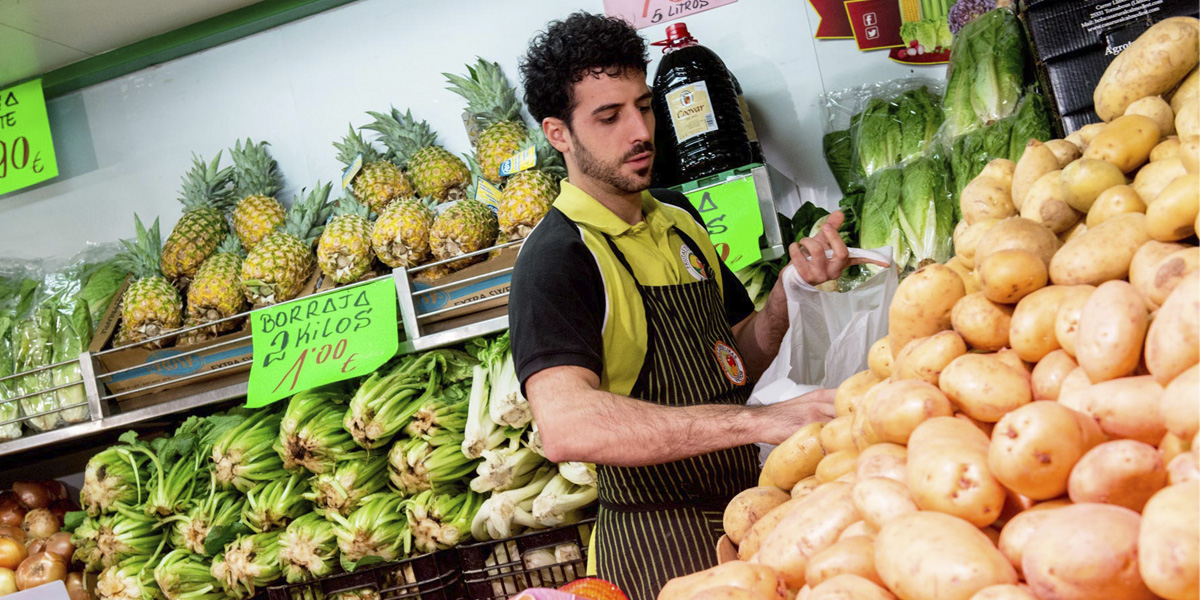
[510,208,607,394]
[651,189,757,326]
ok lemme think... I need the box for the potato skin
[724,487,791,545]
[1031,349,1079,401]
[1127,95,1178,135]
[1052,285,1097,358]
[865,379,953,445]
[1163,365,1200,440]
[962,176,1018,226]
[835,371,880,417]
[1067,439,1167,511]
[945,256,982,295]
[998,506,1068,575]
[763,423,825,491]
[1086,185,1147,227]
[1049,213,1152,286]
[1130,241,1191,309]
[819,416,855,455]
[1060,158,1127,213]
[1009,285,1072,363]
[1132,157,1187,203]
[854,451,907,484]
[1020,171,1081,233]
[979,249,1048,304]
[1076,280,1149,382]
[989,401,1097,500]
[952,292,1014,352]
[1056,367,1094,412]
[876,511,1018,600]
[868,337,892,379]
[968,585,1037,600]
[907,417,1007,526]
[893,331,968,387]
[955,219,1001,270]
[852,477,917,531]
[1169,451,1200,485]
[807,574,896,600]
[792,476,822,500]
[1171,68,1200,114]
[1081,375,1168,445]
[1139,481,1200,600]
[815,450,859,484]
[1145,247,1198,308]
[738,497,805,561]
[1183,134,1200,173]
[1013,140,1062,210]
[1084,114,1162,172]
[887,264,966,359]
[940,353,1032,423]
[1145,270,1200,384]
[659,561,787,600]
[1147,172,1200,241]
[754,482,858,588]
[1151,136,1182,161]
[1093,17,1200,121]
[975,218,1061,270]
[1023,503,1156,600]
[804,535,882,588]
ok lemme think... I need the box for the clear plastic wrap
[940,7,1029,139]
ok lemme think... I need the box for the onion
[0,524,24,544]
[16,552,67,591]
[22,509,59,541]
[66,572,92,600]
[0,503,23,528]
[11,483,49,511]
[0,567,16,595]
[48,500,77,525]
[40,482,67,504]
[0,537,26,570]
[43,532,74,563]
[25,539,45,555]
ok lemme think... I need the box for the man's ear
[543,118,570,154]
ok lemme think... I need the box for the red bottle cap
[651,22,698,50]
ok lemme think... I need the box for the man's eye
[601,114,618,124]
[638,105,652,113]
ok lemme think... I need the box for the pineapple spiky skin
[242,183,333,307]
[231,139,285,252]
[355,161,414,213]
[116,216,184,348]
[499,170,560,240]
[177,315,217,347]
[162,153,235,287]
[234,195,286,253]
[430,199,499,271]
[408,146,470,202]
[187,236,247,335]
[318,198,376,284]
[444,59,527,185]
[372,198,434,269]
[478,121,527,185]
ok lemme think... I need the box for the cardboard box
[410,245,520,326]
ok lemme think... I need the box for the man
[510,12,878,598]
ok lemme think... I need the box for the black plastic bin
[265,549,464,600]
[457,519,595,600]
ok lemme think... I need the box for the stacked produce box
[666,16,1199,600]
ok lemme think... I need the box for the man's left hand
[788,210,887,286]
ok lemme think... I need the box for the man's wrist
[734,404,767,445]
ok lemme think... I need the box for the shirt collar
[553,181,672,237]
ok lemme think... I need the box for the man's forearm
[733,276,790,379]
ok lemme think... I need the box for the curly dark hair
[520,12,649,126]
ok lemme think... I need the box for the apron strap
[600,226,715,286]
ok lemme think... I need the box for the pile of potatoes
[660,16,1200,600]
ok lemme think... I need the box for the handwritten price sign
[684,176,763,272]
[0,79,59,197]
[603,0,738,29]
[246,277,399,407]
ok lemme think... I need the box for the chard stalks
[487,352,531,428]
[72,515,105,572]
[140,449,205,519]
[97,535,167,600]
[404,490,480,553]
[388,434,478,496]
[532,474,598,527]
[82,443,148,516]
[275,386,356,474]
[211,410,288,492]
[328,492,411,568]
[525,423,544,458]
[469,441,546,494]
[242,472,312,533]
[305,452,389,517]
[212,530,283,599]
[99,502,167,569]
[279,513,339,583]
[168,476,244,555]
[471,466,556,541]
[402,385,470,441]
[462,365,508,459]
[343,355,439,450]
[154,549,225,600]
[557,462,597,486]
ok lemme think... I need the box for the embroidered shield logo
[714,341,747,386]
[680,244,707,281]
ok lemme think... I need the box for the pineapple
[498,130,567,240]
[230,139,285,252]
[187,235,247,337]
[242,183,334,307]
[372,197,435,269]
[430,199,499,272]
[177,315,216,347]
[333,124,415,213]
[364,109,470,203]
[318,196,376,284]
[161,152,235,288]
[445,59,528,185]
[114,216,184,348]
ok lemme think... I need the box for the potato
[1020,170,1081,233]
[1126,95,1177,135]
[940,353,1032,423]
[876,512,1018,600]
[998,507,1066,575]
[739,497,804,561]
[763,423,825,490]
[887,264,966,359]
[858,442,907,461]
[792,476,822,500]
[1170,68,1200,114]
[1152,136,1183,161]
[944,256,982,294]
[893,331,967,387]
[834,371,879,417]
[815,450,858,484]
[1080,375,1167,445]
[907,417,1007,526]
[859,380,950,446]
[852,477,917,531]
[1057,221,1089,246]
[969,585,1037,600]
[1145,270,1200,384]
[1057,366,1093,409]
[1013,140,1061,210]
[838,520,876,541]
[867,337,892,379]
[1085,114,1162,172]
[989,401,1097,500]
[1031,349,1079,401]
[1052,285,1096,357]
[1049,213,1152,285]
[951,292,1014,352]
[754,482,858,588]
[854,449,907,483]
[1170,451,1200,485]
[1183,134,1200,173]
[962,176,1018,226]
[851,399,883,451]
[1147,172,1200,240]
[1060,158,1127,213]
[1133,157,1188,203]
[1161,432,1190,465]
[1164,365,1200,440]
[1179,100,1200,137]
[804,536,881,589]
[1139,482,1200,600]
[1023,503,1154,600]
[819,416,855,455]
[1044,139,1082,166]
[975,217,1061,270]
[955,219,1001,270]
[1093,17,1200,121]
[1086,185,1147,227]
[660,561,787,600]
[724,487,791,545]
[980,158,1016,183]
[807,574,895,600]
[976,249,1047,305]
[688,587,766,600]
[1075,280,1149,382]
[1009,285,1072,363]
[1068,439,1167,512]
[1130,241,1191,308]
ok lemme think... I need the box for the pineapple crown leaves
[284,182,335,246]
[230,138,283,199]
[524,128,567,181]
[362,108,439,168]
[178,151,236,213]
[333,124,383,167]
[331,195,372,221]
[116,215,165,280]
[462,153,485,200]
[444,58,524,129]
[214,233,244,258]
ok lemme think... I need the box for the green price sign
[0,79,59,196]
[684,176,763,272]
[246,277,399,407]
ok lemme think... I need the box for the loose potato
[980,158,1016,183]
[1010,285,1072,363]
[1052,285,1096,357]
[998,506,1067,575]
[834,371,879,417]
[1060,158,1127,213]
[1093,17,1200,121]
[1080,375,1167,445]
[1013,140,1062,210]
[1130,241,1191,308]
[1076,281,1149,382]
[763,423,825,490]
[867,337,892,379]
[850,399,883,451]
[687,586,766,600]
[1133,157,1188,203]
[978,249,1047,304]
[1044,139,1082,166]
[852,477,918,531]
[1170,68,1200,114]
[1056,367,1094,411]
[1139,481,1200,600]
[858,442,907,461]
[724,487,791,545]
[1031,349,1079,401]
[838,520,876,541]
[1049,213,1152,285]
[1146,247,1199,308]
[1161,432,1190,465]
[975,217,1061,270]
[805,536,882,589]
[1068,440,1167,511]
[969,585,1037,600]
[739,497,805,561]
[989,401,1099,500]
[819,416,855,455]
[1021,171,1081,233]
[962,176,1018,226]
[1084,114,1162,172]
[1183,134,1200,173]
[854,447,907,483]
[1152,136,1183,161]
[1163,365,1200,440]
[1145,270,1200,384]
[1179,100,1200,137]
[1075,123,1109,150]
[887,264,966,359]
[754,482,858,588]
[1057,221,1088,245]
[955,219,1001,270]
[1126,95,1177,135]
[952,292,1014,352]
[893,331,967,387]
[1023,503,1154,600]
[865,379,954,445]
[1170,451,1200,485]
[807,574,895,600]
[940,353,1032,423]
[792,476,822,500]
[815,450,858,484]
[944,256,982,294]
[907,417,1007,526]
[659,561,787,600]
[876,512,1018,600]
[1147,172,1200,240]
[1086,185,1147,227]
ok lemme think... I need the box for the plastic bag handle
[782,246,894,291]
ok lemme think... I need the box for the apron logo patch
[680,244,707,281]
[714,341,747,386]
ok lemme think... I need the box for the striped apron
[595,230,760,600]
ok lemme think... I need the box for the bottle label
[737,94,759,142]
[667,81,719,144]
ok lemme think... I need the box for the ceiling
[0,0,264,88]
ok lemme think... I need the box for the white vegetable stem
[532,474,598,527]
[488,352,532,429]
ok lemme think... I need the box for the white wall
[0,0,943,259]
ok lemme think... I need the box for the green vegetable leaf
[823,129,855,194]
[860,169,909,267]
[204,522,252,556]
[63,510,87,533]
[1008,93,1054,162]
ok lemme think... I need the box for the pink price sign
[604,0,738,29]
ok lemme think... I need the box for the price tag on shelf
[246,278,399,407]
[683,176,763,272]
[475,178,503,213]
[498,146,536,177]
[0,79,59,197]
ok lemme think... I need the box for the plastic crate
[458,520,595,600]
[264,549,463,600]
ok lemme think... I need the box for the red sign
[808,0,853,39]
[844,0,905,51]
[603,0,738,30]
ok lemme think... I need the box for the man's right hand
[756,388,837,445]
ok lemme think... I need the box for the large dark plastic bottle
[730,73,765,164]
[650,23,753,186]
